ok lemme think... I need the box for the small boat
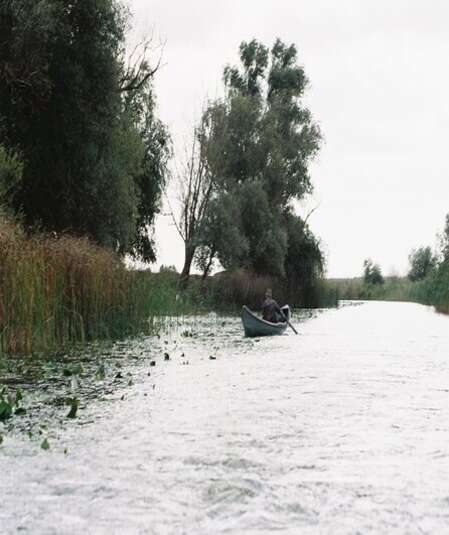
[241,305,291,337]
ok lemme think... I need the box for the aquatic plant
[0,216,204,355]
[0,387,25,421]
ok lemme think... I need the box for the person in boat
[261,289,283,323]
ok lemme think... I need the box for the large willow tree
[194,39,324,292]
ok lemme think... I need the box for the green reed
[0,217,198,356]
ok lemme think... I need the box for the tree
[363,259,384,285]
[408,246,436,281]
[199,38,323,282]
[0,1,168,260]
[124,77,170,262]
[171,125,215,287]
[284,212,324,303]
[439,213,449,263]
[195,193,249,280]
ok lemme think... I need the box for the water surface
[1,301,449,534]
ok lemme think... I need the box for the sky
[129,0,449,278]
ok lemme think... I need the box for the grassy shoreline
[0,217,202,355]
[0,216,336,356]
[329,275,449,314]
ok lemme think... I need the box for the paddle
[279,308,298,335]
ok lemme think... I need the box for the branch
[304,203,320,225]
[119,35,166,93]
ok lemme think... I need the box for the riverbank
[0,216,201,355]
[0,216,336,356]
[329,273,449,314]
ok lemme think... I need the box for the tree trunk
[180,243,195,289]
[200,249,216,294]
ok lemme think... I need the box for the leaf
[14,407,27,416]
[0,400,13,421]
[95,364,106,380]
[15,389,23,405]
[41,438,50,450]
[66,398,78,419]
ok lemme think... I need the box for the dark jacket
[262,297,282,323]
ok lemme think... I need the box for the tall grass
[0,216,194,355]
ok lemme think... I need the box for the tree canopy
[408,246,436,282]
[0,0,169,261]
[363,259,384,285]
[192,38,324,291]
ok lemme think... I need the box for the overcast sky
[129,0,449,278]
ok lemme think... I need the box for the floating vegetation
[0,314,238,452]
[66,398,78,419]
[95,364,106,381]
[40,438,50,450]
[0,388,24,422]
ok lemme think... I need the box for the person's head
[265,288,272,299]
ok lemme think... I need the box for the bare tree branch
[119,34,166,93]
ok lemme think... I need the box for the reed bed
[0,216,187,355]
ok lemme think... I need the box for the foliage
[125,84,171,262]
[284,212,325,304]
[363,259,384,285]
[334,215,449,314]
[195,193,249,277]
[159,265,178,273]
[407,246,436,281]
[194,38,323,290]
[0,0,168,260]
[0,387,25,421]
[0,216,203,356]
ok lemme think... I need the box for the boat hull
[241,305,290,337]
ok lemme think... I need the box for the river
[1,301,449,534]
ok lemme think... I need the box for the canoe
[241,305,291,337]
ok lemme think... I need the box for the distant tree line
[362,214,449,297]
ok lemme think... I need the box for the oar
[280,308,298,335]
